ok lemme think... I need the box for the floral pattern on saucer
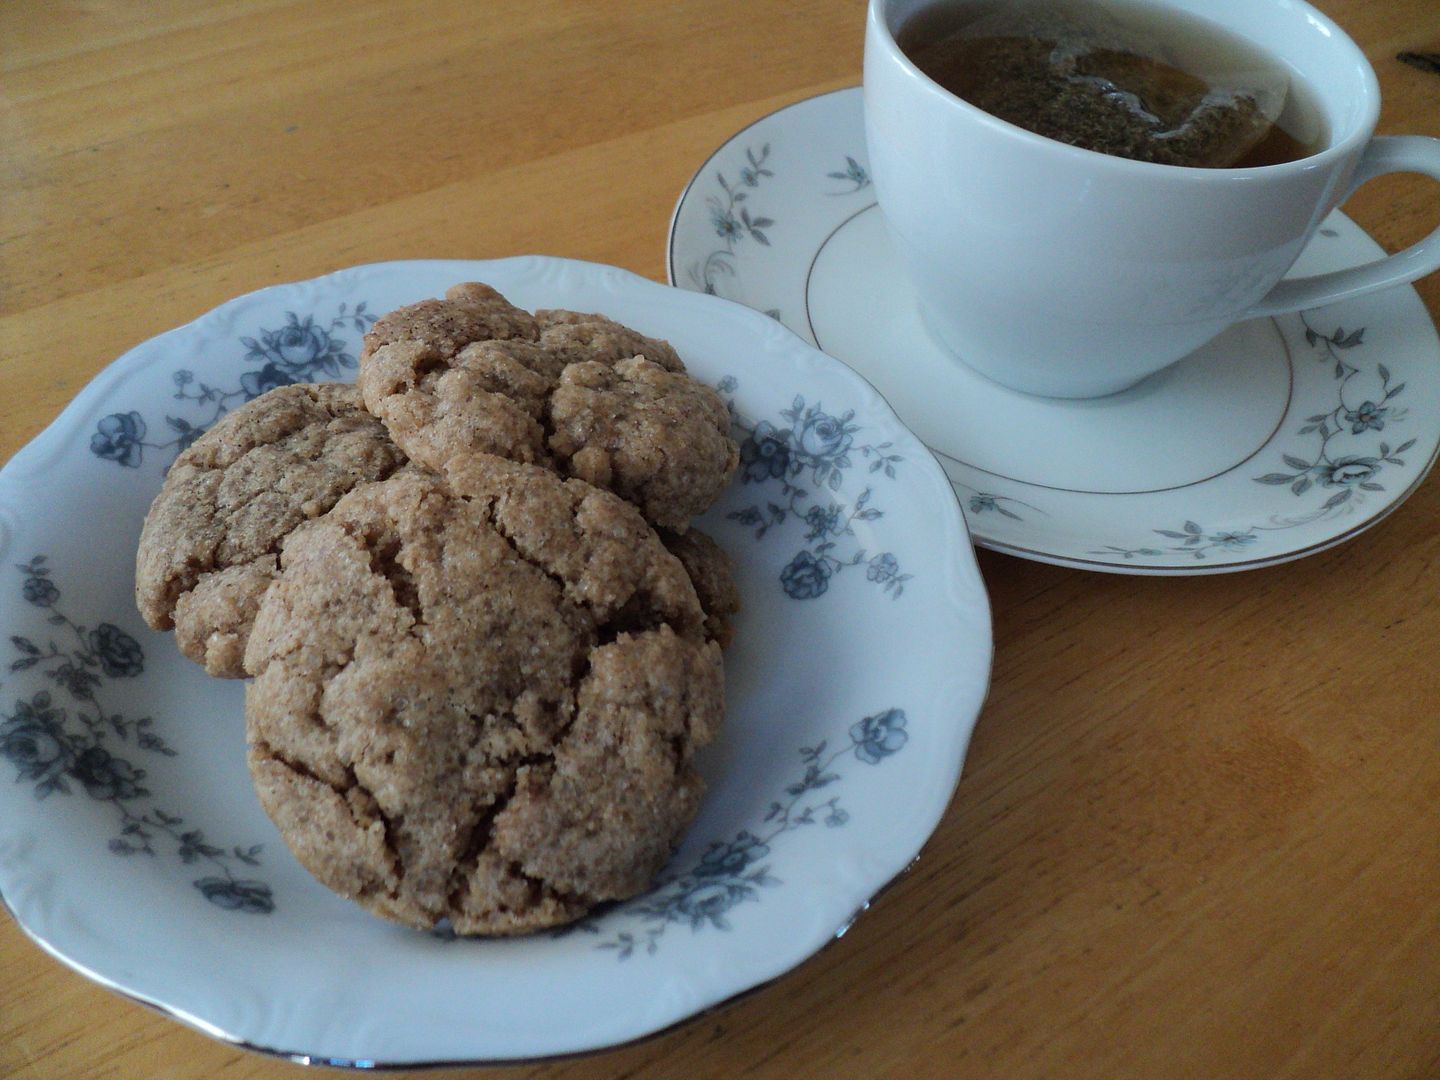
[686,144,777,303]
[1096,313,1422,562]
[668,87,1440,574]
[1253,315,1413,503]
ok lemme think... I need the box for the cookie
[134,383,407,678]
[357,284,738,530]
[660,527,740,648]
[535,308,685,372]
[244,460,723,935]
[548,355,738,530]
[364,281,541,354]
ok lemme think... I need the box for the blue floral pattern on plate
[2,557,273,913]
[0,256,990,1064]
[569,708,908,958]
[721,377,913,599]
[90,303,375,470]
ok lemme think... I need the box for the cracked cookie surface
[357,283,738,530]
[534,307,685,372]
[244,461,724,934]
[134,383,407,678]
[549,356,738,529]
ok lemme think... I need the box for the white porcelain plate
[0,258,991,1066]
[669,87,1440,573]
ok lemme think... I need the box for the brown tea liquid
[901,0,1325,168]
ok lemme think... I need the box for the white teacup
[863,0,1440,398]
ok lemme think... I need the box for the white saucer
[668,87,1440,574]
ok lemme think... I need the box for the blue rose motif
[88,623,144,678]
[240,361,300,400]
[673,880,743,929]
[1316,456,1381,487]
[22,575,59,607]
[273,318,327,367]
[866,553,899,583]
[850,708,908,764]
[244,312,351,380]
[194,877,275,914]
[69,746,144,801]
[803,503,843,541]
[90,411,147,467]
[1,723,69,783]
[50,661,100,701]
[738,421,791,483]
[780,550,831,599]
[969,494,997,514]
[0,698,72,787]
[793,409,854,467]
[723,385,914,607]
[1344,401,1388,434]
[693,832,770,879]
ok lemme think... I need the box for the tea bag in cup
[907,0,1290,168]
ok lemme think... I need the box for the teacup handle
[1247,135,1440,317]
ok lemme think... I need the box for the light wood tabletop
[3,2,1438,1077]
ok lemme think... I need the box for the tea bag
[910,1,1289,168]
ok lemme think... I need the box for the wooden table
[3,2,1438,1077]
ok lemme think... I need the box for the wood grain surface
[3,2,1438,1077]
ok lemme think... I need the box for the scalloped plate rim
[0,256,992,1066]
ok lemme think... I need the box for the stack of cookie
[135,284,741,935]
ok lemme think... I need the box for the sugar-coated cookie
[358,284,737,530]
[244,461,723,934]
[134,383,406,677]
